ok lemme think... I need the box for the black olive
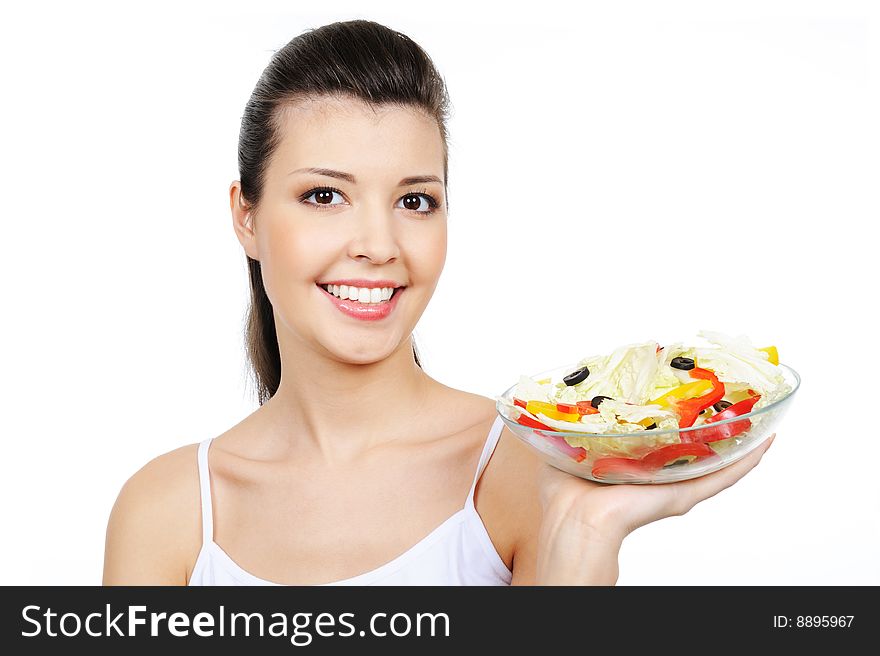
[591,395,612,408]
[563,366,590,386]
[671,357,695,370]
[713,400,733,412]
[644,422,658,430]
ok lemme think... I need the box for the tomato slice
[591,457,654,481]
[556,402,579,414]
[640,442,718,469]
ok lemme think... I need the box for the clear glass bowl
[496,363,800,484]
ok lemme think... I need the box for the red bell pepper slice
[640,442,719,469]
[690,395,761,443]
[689,368,726,405]
[593,442,721,481]
[556,402,579,414]
[576,400,599,415]
[515,412,587,461]
[516,413,554,431]
[674,367,726,434]
[541,434,588,462]
[513,397,527,409]
[591,456,654,481]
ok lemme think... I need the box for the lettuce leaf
[694,330,786,396]
[550,341,664,405]
[596,398,677,424]
[510,375,553,404]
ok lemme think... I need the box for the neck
[260,335,435,462]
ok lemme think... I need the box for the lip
[317,283,405,322]
[317,278,405,289]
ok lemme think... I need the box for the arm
[535,508,622,585]
[504,426,623,586]
[103,447,197,585]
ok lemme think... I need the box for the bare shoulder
[469,394,544,585]
[432,387,543,501]
[102,442,202,585]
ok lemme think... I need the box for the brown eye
[396,193,437,214]
[304,189,344,206]
[402,194,422,211]
[300,186,346,208]
[314,190,336,205]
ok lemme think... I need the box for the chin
[322,337,403,365]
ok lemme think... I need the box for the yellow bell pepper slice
[649,380,713,409]
[759,346,779,365]
[536,377,551,384]
[525,401,580,422]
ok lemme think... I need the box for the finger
[673,433,775,512]
[693,433,774,492]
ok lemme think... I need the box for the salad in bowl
[495,330,799,484]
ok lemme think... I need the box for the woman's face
[232,95,447,365]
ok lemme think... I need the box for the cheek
[258,220,328,300]
[411,224,447,280]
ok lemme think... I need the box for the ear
[230,181,260,261]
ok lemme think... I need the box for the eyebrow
[288,167,443,187]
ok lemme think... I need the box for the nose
[347,203,401,264]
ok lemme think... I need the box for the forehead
[270,95,444,181]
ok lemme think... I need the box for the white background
[1,0,876,585]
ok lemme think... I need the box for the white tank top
[188,415,513,586]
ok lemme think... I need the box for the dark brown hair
[235,19,451,405]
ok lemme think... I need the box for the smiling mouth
[316,283,405,304]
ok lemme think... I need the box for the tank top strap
[196,437,215,546]
[465,415,505,507]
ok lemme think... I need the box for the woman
[102,19,774,586]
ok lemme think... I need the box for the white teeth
[322,284,398,304]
